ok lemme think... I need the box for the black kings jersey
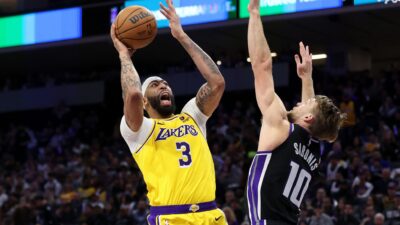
[247,124,321,225]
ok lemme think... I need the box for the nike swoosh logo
[215,216,222,221]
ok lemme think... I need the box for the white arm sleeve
[181,98,209,137]
[120,116,154,154]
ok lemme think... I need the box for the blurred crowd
[0,67,400,225]
[0,71,104,91]
[0,52,250,92]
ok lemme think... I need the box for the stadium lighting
[312,54,327,60]
[216,60,222,66]
[247,53,277,63]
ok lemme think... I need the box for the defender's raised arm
[248,0,287,131]
[160,0,225,117]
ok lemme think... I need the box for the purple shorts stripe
[252,155,267,218]
[147,214,157,225]
[150,201,216,215]
[247,157,257,224]
[248,155,268,224]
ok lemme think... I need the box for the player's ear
[304,113,314,124]
[143,97,149,110]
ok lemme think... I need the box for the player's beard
[147,95,176,117]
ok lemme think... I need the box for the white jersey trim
[120,116,155,154]
[181,98,209,137]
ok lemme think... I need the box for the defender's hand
[160,0,185,40]
[248,0,260,15]
[295,42,313,79]
[110,23,135,57]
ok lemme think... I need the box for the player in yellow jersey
[110,0,227,224]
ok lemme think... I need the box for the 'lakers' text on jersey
[247,124,321,225]
[120,99,216,207]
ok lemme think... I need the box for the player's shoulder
[120,115,156,138]
[258,120,292,151]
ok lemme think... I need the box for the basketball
[115,6,157,49]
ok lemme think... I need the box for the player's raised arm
[295,42,315,102]
[111,24,144,131]
[159,0,225,117]
[248,0,286,124]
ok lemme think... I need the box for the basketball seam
[118,18,156,36]
[120,35,157,41]
[117,7,143,31]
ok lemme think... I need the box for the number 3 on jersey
[176,142,192,167]
[283,161,311,207]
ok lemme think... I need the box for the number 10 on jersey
[283,161,311,207]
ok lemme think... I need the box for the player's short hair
[309,95,346,142]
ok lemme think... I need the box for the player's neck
[295,121,311,133]
[149,111,174,119]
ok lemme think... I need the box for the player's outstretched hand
[160,0,185,39]
[295,42,313,79]
[248,0,260,15]
[110,23,135,57]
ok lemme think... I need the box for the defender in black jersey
[246,1,346,225]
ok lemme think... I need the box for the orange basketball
[115,6,157,49]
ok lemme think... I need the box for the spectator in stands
[380,125,399,161]
[360,205,376,225]
[380,97,398,122]
[0,186,8,208]
[383,182,399,218]
[336,203,359,225]
[313,188,327,207]
[340,93,357,145]
[132,199,148,225]
[326,153,346,185]
[353,167,374,203]
[330,170,351,200]
[373,213,385,225]
[223,206,239,225]
[309,202,334,225]
[372,167,394,195]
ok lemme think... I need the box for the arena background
[0,0,399,225]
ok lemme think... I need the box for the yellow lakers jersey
[132,113,216,206]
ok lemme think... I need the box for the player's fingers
[167,0,174,9]
[160,3,172,18]
[160,2,170,14]
[299,42,306,58]
[294,54,301,65]
[110,23,116,39]
[110,24,124,46]
[160,8,171,20]
[306,45,310,57]
[167,0,177,13]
